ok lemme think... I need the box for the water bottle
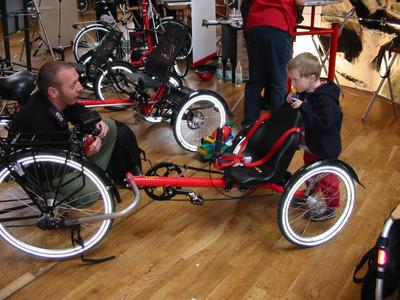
[235,60,243,86]
[225,58,232,83]
[290,87,299,100]
[216,57,224,82]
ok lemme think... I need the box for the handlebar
[202,18,243,29]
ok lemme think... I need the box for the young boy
[286,52,343,221]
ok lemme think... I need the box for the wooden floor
[2,24,400,300]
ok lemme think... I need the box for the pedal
[187,191,204,205]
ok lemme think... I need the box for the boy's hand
[286,93,293,104]
[287,93,303,108]
[290,98,303,109]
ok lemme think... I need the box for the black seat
[224,103,302,186]
[144,21,188,82]
[124,22,188,88]
[0,71,36,102]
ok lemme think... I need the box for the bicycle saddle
[0,71,36,101]
[127,71,164,89]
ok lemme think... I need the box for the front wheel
[278,160,356,248]
[173,92,228,152]
[0,152,115,259]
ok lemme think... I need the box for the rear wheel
[73,25,110,62]
[278,161,355,247]
[173,93,228,152]
[94,61,137,111]
[0,152,114,259]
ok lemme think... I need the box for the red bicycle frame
[128,0,157,67]
[77,82,167,117]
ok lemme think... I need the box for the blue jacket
[299,79,342,158]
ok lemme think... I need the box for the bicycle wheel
[278,161,356,248]
[172,55,189,78]
[173,92,228,152]
[77,0,89,13]
[73,24,110,62]
[94,61,137,111]
[0,152,115,259]
[155,20,191,78]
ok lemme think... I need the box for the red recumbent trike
[0,100,361,260]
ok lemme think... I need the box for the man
[241,0,305,126]
[11,61,142,185]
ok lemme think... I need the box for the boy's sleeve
[299,96,342,132]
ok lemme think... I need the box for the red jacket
[245,0,298,36]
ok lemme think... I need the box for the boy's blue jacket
[299,79,342,158]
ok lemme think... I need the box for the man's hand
[96,121,109,140]
[84,136,102,157]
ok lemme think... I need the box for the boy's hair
[287,52,321,79]
[37,62,75,95]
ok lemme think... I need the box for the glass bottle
[235,60,243,86]
[225,58,232,83]
[216,57,224,82]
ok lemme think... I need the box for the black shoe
[293,197,307,206]
[310,207,336,222]
[132,166,143,176]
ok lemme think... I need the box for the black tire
[173,92,229,152]
[77,0,89,13]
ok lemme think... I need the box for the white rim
[96,64,135,100]
[73,25,110,62]
[280,165,355,247]
[175,95,226,152]
[0,155,112,259]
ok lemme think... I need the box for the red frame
[123,116,305,198]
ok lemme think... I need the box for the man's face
[52,68,83,108]
[288,68,316,93]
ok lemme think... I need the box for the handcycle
[0,102,361,260]
[78,21,230,152]
[72,0,192,77]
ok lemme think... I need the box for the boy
[286,52,343,221]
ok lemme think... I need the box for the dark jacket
[299,79,342,158]
[10,91,90,145]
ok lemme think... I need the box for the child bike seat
[0,71,36,102]
[222,103,302,186]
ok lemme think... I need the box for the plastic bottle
[235,60,243,86]
[225,58,232,83]
[290,87,299,100]
[216,57,224,82]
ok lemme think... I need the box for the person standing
[286,52,343,221]
[241,0,305,126]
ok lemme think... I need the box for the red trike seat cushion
[223,103,302,186]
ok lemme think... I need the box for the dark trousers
[243,26,292,125]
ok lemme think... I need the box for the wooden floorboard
[1,25,400,299]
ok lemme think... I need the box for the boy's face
[288,68,316,93]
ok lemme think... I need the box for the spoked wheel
[77,0,89,13]
[94,61,137,111]
[0,152,115,259]
[278,161,356,248]
[142,74,183,123]
[155,20,192,78]
[73,25,110,62]
[173,92,228,152]
[172,55,189,78]
[144,162,183,200]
